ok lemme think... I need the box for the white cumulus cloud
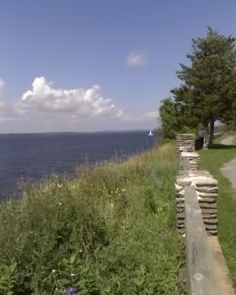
[0,76,157,133]
[16,77,123,119]
[126,51,148,67]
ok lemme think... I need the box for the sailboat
[148,130,153,136]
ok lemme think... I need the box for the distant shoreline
[0,129,154,136]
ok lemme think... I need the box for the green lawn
[198,145,236,287]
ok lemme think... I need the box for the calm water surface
[0,131,157,199]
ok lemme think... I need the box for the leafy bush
[0,261,17,295]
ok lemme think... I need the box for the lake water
[0,131,157,199]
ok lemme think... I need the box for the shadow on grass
[209,143,236,149]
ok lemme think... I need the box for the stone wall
[180,151,200,171]
[176,134,218,236]
[176,133,195,155]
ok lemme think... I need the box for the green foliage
[175,27,236,125]
[159,98,180,139]
[159,98,197,138]
[159,27,236,144]
[50,254,98,294]
[0,143,183,294]
[219,124,236,133]
[0,262,17,295]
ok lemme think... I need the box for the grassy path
[220,135,236,191]
[221,136,235,145]
[221,158,236,190]
[198,144,236,287]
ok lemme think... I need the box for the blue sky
[0,0,236,132]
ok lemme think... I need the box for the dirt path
[221,159,236,190]
[220,136,236,189]
[221,136,235,146]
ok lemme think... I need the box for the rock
[203,218,218,225]
[198,198,216,203]
[197,187,218,193]
[199,203,217,209]
[197,192,218,199]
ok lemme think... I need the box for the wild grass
[0,142,182,294]
[199,145,236,287]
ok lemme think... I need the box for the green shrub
[0,261,17,295]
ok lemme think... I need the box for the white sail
[148,130,153,136]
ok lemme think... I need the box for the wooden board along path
[184,185,220,295]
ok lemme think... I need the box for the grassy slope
[0,142,183,295]
[198,145,236,287]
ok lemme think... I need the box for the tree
[159,98,179,139]
[161,28,236,146]
[159,97,196,138]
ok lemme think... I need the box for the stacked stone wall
[180,151,200,171]
[176,133,195,155]
[176,171,218,235]
[176,134,218,236]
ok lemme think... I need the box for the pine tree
[170,28,236,146]
[159,98,179,139]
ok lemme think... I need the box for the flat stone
[176,203,185,208]
[204,218,218,225]
[199,203,217,209]
[176,190,185,197]
[201,214,217,219]
[205,224,217,230]
[201,208,217,214]
[197,193,217,199]
[198,198,216,203]
[176,198,185,204]
[197,187,218,193]
[195,178,218,186]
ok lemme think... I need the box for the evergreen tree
[159,98,178,139]
[159,97,196,138]
[161,28,236,145]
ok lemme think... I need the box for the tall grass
[0,142,182,294]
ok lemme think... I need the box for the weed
[0,142,183,294]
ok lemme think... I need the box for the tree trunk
[209,120,215,147]
[203,123,209,149]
